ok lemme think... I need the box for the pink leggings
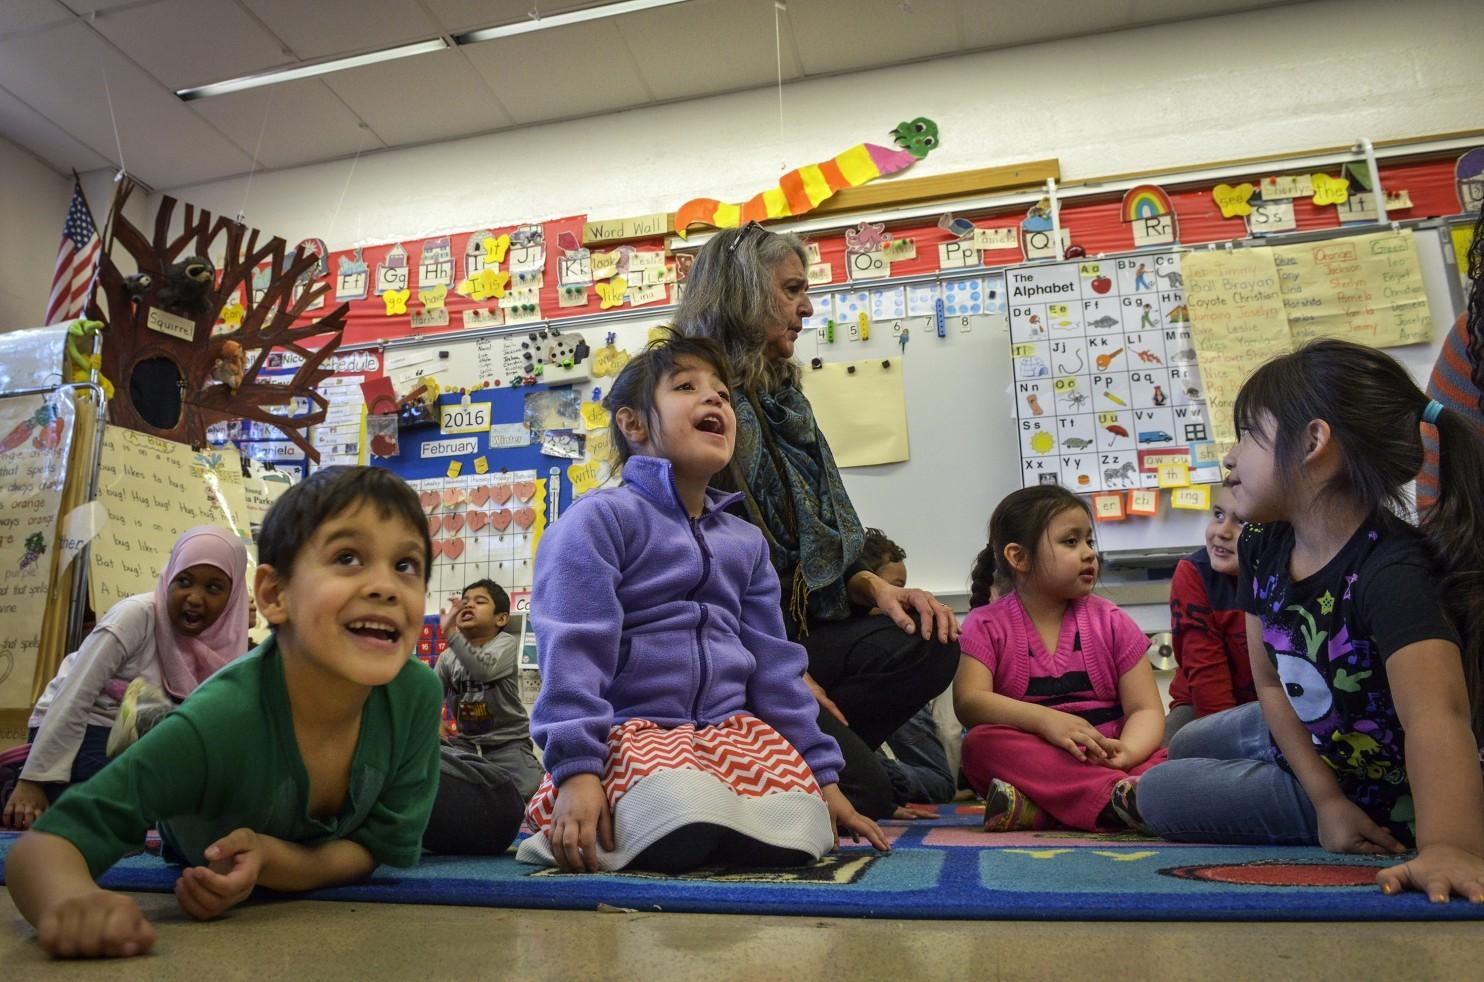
[962,724,1168,831]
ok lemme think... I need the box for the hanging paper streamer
[674,117,939,236]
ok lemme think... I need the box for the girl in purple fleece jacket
[517,335,889,873]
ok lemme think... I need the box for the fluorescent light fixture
[453,0,693,44]
[176,38,449,101]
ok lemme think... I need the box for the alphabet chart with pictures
[1007,251,1220,493]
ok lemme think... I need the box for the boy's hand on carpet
[891,805,938,820]
[1316,798,1407,856]
[1378,845,1484,903]
[36,890,155,959]
[3,779,49,829]
[551,774,614,873]
[174,828,263,920]
[1035,710,1112,763]
[823,784,891,853]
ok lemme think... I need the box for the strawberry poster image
[1006,250,1218,493]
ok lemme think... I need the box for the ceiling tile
[461,21,652,124]
[60,0,162,13]
[787,0,962,76]
[240,0,441,60]
[324,48,514,146]
[93,0,292,90]
[423,0,588,35]
[0,0,72,36]
[0,85,113,174]
[188,78,381,171]
[617,0,802,102]
[0,21,253,187]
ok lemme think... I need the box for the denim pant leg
[1138,702,1319,845]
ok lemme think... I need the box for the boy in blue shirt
[5,466,442,959]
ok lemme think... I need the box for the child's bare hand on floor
[174,828,263,920]
[36,890,155,959]
[550,773,614,872]
[822,783,891,852]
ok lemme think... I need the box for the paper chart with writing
[1271,230,1432,348]
[1008,252,1215,492]
[408,470,546,613]
[90,427,252,617]
[310,375,366,469]
[0,394,73,710]
[1182,248,1292,449]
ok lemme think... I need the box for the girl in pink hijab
[2,526,248,830]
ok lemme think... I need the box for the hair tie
[1422,399,1444,425]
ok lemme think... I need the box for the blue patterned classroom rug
[4,807,1482,922]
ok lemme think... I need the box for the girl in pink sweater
[953,486,1166,832]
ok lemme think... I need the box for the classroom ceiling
[0,0,1308,191]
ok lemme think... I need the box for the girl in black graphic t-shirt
[1136,339,1484,904]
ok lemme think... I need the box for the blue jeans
[1137,702,1320,845]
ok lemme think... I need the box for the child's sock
[981,778,1047,832]
[1106,777,1150,833]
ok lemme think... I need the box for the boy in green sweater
[5,466,442,959]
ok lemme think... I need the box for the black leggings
[629,823,815,873]
[801,614,959,819]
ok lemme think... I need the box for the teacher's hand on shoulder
[852,572,959,644]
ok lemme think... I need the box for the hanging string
[326,124,370,247]
[774,1,786,173]
[237,88,276,224]
[100,63,127,177]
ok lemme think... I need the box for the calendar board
[1007,252,1219,493]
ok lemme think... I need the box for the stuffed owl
[157,256,217,319]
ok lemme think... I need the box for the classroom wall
[0,133,70,333]
[160,0,1484,249]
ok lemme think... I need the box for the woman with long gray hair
[676,222,960,819]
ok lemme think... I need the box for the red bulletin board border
[297,154,1469,349]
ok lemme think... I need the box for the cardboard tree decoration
[89,186,349,461]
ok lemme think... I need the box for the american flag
[44,180,101,325]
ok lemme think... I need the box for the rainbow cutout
[1121,184,1173,222]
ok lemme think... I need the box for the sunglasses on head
[726,221,766,257]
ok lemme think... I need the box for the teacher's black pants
[801,614,959,819]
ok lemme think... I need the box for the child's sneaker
[981,778,1046,832]
[1109,777,1150,834]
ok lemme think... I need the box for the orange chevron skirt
[517,714,834,870]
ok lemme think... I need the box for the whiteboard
[362,224,1462,601]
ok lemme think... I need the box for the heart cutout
[427,515,441,536]
[490,485,513,506]
[443,512,465,534]
[420,491,441,513]
[431,540,445,558]
[443,488,465,508]
[468,510,489,533]
[513,506,535,530]
[489,509,512,532]
[443,538,465,560]
[470,486,492,507]
[513,481,536,502]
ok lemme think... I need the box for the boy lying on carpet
[6,467,442,958]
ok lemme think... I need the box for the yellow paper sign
[446,460,462,478]
[483,234,510,264]
[592,344,630,377]
[1310,173,1349,206]
[1127,488,1160,516]
[1272,230,1431,347]
[1092,492,1126,521]
[1171,485,1212,510]
[383,288,410,315]
[473,455,489,475]
[1183,248,1291,446]
[1157,462,1190,488]
[596,278,628,310]
[419,284,448,310]
[581,402,610,430]
[218,297,245,327]
[1212,182,1255,218]
[803,359,908,467]
[647,326,670,345]
[567,459,605,496]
